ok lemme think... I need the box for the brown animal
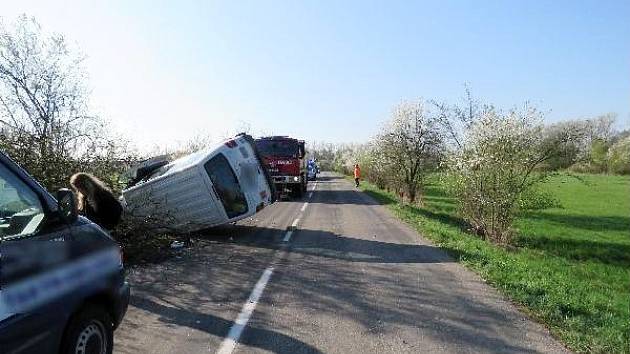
[69,173,122,230]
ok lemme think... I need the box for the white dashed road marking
[217,180,319,352]
[216,267,275,354]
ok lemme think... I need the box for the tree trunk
[407,184,416,203]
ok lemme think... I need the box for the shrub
[447,106,570,245]
[518,187,562,210]
[607,136,630,175]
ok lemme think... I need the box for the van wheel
[61,306,113,354]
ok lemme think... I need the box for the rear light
[225,140,237,148]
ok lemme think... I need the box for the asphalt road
[114,173,570,354]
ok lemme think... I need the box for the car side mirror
[56,188,78,223]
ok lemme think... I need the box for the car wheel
[61,306,113,354]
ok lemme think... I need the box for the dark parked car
[0,150,129,354]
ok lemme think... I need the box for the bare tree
[377,99,443,203]
[0,15,120,189]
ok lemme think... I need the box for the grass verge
[355,174,630,353]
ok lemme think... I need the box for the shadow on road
[262,252,543,354]
[116,222,550,354]
[310,175,342,182]
[115,228,324,354]
[190,225,542,353]
[130,295,324,354]
[306,189,380,205]
[198,224,453,264]
[299,174,380,206]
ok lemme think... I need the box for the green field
[358,173,630,353]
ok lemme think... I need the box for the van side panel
[123,168,224,231]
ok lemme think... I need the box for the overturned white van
[121,133,276,232]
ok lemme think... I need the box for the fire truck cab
[254,136,307,198]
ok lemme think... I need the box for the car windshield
[255,140,298,157]
[0,164,45,238]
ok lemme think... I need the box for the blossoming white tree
[0,16,126,190]
[447,105,574,244]
[377,99,443,203]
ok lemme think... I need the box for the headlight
[293,176,299,182]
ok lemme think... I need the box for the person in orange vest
[353,164,361,187]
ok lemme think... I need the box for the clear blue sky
[3,0,629,150]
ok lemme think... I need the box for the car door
[0,161,72,354]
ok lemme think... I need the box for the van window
[0,165,45,238]
[204,154,248,218]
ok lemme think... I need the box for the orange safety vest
[353,167,361,179]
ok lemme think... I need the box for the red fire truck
[254,136,307,198]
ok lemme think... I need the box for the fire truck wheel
[293,185,304,198]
